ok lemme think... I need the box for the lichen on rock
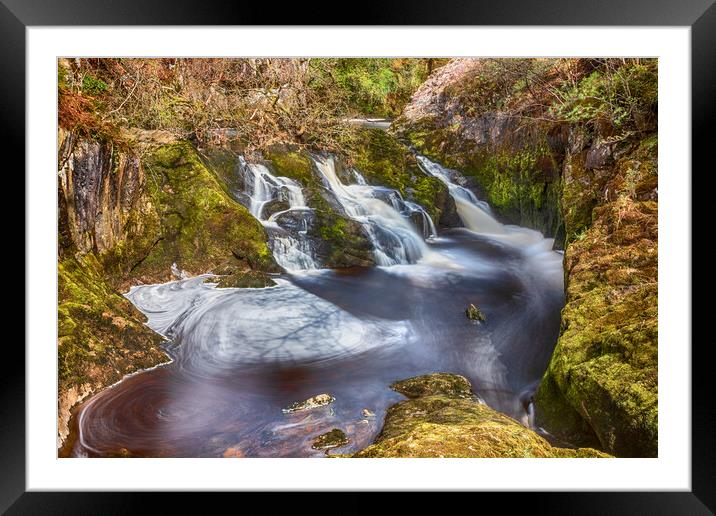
[283,393,335,413]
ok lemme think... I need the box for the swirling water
[65,154,564,458]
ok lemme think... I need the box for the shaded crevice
[129,236,164,273]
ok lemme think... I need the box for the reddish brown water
[65,229,563,458]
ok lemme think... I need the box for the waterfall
[313,155,435,266]
[416,155,504,235]
[238,157,318,271]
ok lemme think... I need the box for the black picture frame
[6,0,710,511]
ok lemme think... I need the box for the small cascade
[238,157,318,271]
[313,156,436,266]
[416,155,504,235]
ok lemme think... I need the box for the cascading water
[313,155,436,266]
[238,157,318,271]
[416,155,504,235]
[416,154,564,287]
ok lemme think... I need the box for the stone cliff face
[56,128,280,447]
[394,58,658,457]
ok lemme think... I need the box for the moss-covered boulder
[57,253,167,446]
[534,127,658,457]
[210,269,276,289]
[536,183,657,456]
[391,373,473,399]
[100,141,278,286]
[312,429,349,450]
[353,374,610,458]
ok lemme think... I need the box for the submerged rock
[465,303,486,322]
[312,429,349,450]
[362,409,375,418]
[282,393,335,413]
[353,373,610,458]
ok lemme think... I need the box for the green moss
[264,147,314,185]
[391,373,474,399]
[58,253,166,390]
[102,141,278,286]
[304,187,375,268]
[312,429,349,450]
[353,374,610,458]
[537,177,658,456]
[343,128,450,224]
[211,269,276,289]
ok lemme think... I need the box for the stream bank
[394,58,658,457]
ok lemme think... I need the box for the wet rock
[465,303,486,322]
[272,208,315,233]
[282,393,335,413]
[312,428,349,450]
[362,408,375,418]
[262,198,291,220]
[391,373,473,400]
[584,143,613,170]
[222,446,245,458]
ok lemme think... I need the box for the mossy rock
[391,373,473,399]
[354,374,610,458]
[536,149,658,457]
[263,145,315,186]
[465,303,486,323]
[312,429,349,450]
[101,140,278,287]
[212,269,276,289]
[58,253,167,392]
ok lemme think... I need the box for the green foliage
[311,58,431,117]
[81,74,108,96]
[551,60,657,134]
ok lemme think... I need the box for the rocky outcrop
[535,132,658,457]
[262,146,376,268]
[57,129,280,448]
[57,253,167,447]
[393,59,566,243]
[353,374,609,458]
[394,58,658,457]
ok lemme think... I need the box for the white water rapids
[238,157,318,271]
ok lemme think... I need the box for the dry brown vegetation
[58,57,437,153]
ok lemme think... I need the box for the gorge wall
[394,58,658,456]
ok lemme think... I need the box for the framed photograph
[8,0,710,510]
